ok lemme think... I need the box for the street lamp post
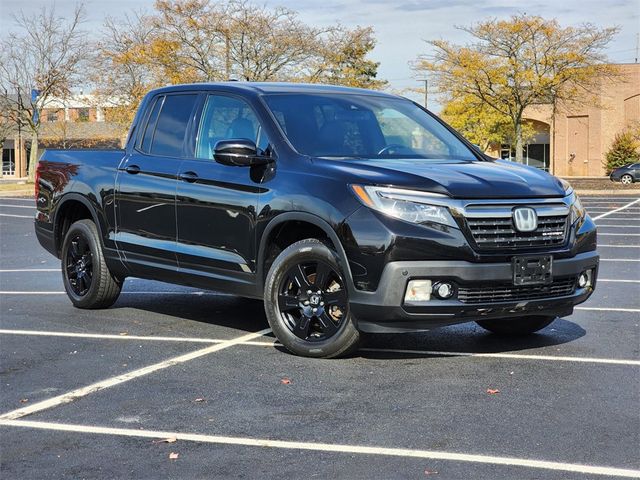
[418,78,428,109]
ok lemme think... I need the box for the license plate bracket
[512,255,553,285]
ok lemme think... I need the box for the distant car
[610,163,640,185]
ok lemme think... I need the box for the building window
[78,108,90,122]
[47,111,58,122]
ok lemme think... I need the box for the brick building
[1,94,125,178]
[488,63,640,175]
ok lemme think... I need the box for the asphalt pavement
[0,195,639,479]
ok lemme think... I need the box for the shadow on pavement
[358,317,585,358]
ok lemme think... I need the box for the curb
[0,190,34,198]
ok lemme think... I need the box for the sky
[1,0,639,111]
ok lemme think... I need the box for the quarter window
[139,96,163,153]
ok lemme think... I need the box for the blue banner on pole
[31,89,41,103]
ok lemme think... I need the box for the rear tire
[264,239,360,358]
[476,315,555,336]
[621,174,634,185]
[61,219,122,309]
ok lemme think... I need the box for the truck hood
[320,158,567,199]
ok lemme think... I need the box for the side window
[196,95,269,160]
[149,94,198,157]
[139,96,163,153]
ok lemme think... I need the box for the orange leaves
[486,388,500,395]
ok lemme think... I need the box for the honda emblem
[513,207,538,232]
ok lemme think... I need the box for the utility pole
[635,32,639,63]
[418,78,428,109]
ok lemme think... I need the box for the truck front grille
[466,215,568,250]
[458,278,576,304]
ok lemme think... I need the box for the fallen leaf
[280,378,292,385]
[119,332,128,336]
[19,398,28,403]
[194,397,205,403]
[169,452,179,460]
[486,388,500,395]
[424,468,438,475]
[153,437,177,444]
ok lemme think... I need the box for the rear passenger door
[175,93,270,289]
[115,93,199,277]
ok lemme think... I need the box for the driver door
[175,93,270,288]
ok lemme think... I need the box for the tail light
[34,163,42,202]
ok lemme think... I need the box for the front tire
[621,174,634,185]
[61,219,122,309]
[264,239,360,358]
[476,315,555,336]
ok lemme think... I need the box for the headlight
[570,192,586,224]
[559,178,574,195]
[350,185,457,227]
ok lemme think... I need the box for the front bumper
[349,251,599,333]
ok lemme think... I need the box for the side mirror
[213,139,271,167]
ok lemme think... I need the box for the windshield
[263,93,477,161]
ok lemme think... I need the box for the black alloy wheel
[65,233,94,296]
[278,260,348,342]
[61,219,122,309]
[264,238,360,358]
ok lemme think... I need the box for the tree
[93,0,385,126]
[604,128,640,174]
[415,15,618,163]
[308,26,386,89]
[93,12,161,129]
[0,4,88,178]
[440,95,534,152]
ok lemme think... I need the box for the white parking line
[0,291,230,296]
[598,279,640,283]
[0,269,60,272]
[0,329,637,366]
[598,233,640,236]
[599,259,640,262]
[0,213,33,219]
[592,199,640,220]
[0,197,33,202]
[0,420,637,478]
[0,204,35,209]
[595,218,640,222]
[0,327,271,421]
[576,307,640,313]
[595,225,640,228]
[598,245,640,248]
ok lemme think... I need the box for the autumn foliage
[416,15,618,162]
[93,0,386,129]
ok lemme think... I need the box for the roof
[150,82,398,98]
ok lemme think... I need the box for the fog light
[405,280,432,302]
[433,282,454,299]
[577,270,592,288]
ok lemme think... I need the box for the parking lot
[0,195,638,479]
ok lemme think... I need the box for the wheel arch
[257,212,355,294]
[53,193,103,256]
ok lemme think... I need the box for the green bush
[604,129,640,174]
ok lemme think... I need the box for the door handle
[178,171,199,183]
[124,165,140,174]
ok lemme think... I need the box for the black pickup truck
[35,82,599,357]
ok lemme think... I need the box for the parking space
[1,195,639,478]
